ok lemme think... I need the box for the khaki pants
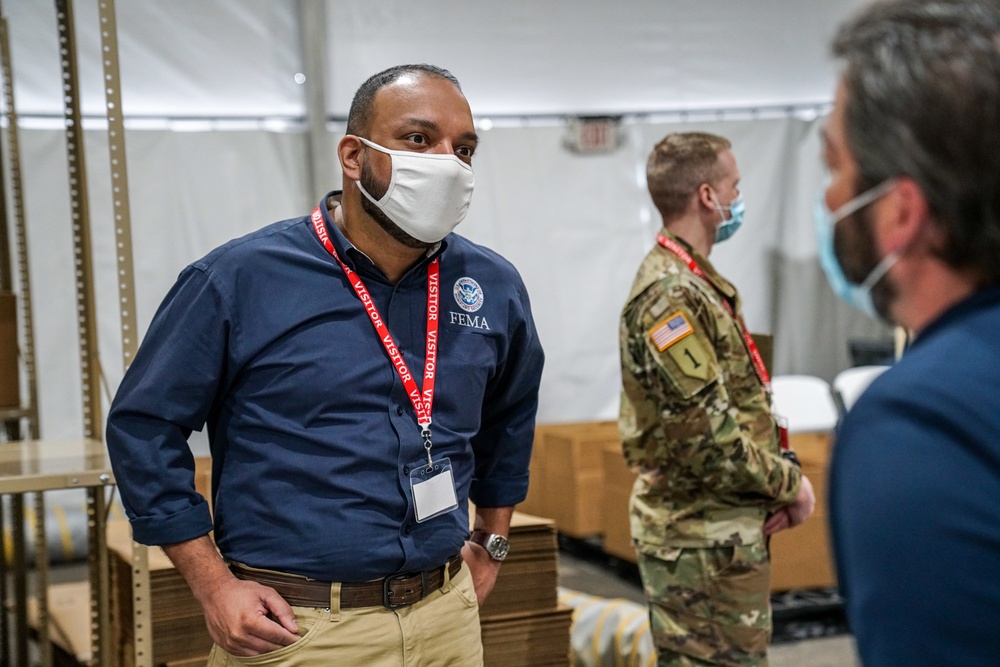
[207,563,484,666]
[636,543,771,667]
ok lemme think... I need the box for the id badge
[409,457,459,523]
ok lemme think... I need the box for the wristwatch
[469,530,510,562]
[781,449,802,468]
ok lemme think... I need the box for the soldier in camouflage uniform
[619,132,816,667]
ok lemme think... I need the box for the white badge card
[410,457,459,522]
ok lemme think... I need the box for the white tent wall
[461,116,890,425]
[17,128,310,442]
[2,0,889,442]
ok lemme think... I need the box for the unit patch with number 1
[648,312,710,380]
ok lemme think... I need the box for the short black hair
[833,0,1000,284]
[346,64,461,137]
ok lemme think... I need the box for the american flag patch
[649,312,694,351]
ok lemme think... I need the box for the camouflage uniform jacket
[619,229,801,553]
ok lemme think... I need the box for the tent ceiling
[6,0,872,119]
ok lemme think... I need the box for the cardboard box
[769,431,836,591]
[108,520,214,666]
[770,507,835,591]
[0,291,19,408]
[477,510,559,618]
[27,580,91,666]
[519,422,620,538]
[481,606,572,667]
[600,445,636,562]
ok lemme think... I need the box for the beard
[359,157,432,251]
[833,204,898,320]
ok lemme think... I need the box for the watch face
[487,535,509,561]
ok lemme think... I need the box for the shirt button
[404,524,412,535]
[403,466,410,475]
[396,406,404,416]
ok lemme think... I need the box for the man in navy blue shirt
[818,2,1000,665]
[106,64,544,664]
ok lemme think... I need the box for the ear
[695,182,716,212]
[338,135,364,182]
[878,177,932,253]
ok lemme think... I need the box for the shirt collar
[318,191,448,282]
[911,285,1000,347]
[659,227,738,301]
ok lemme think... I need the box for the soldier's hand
[764,475,816,535]
[786,474,816,527]
[764,508,791,535]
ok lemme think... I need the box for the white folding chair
[770,374,839,433]
[833,365,890,414]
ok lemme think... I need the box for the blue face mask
[814,179,899,317]
[713,193,744,243]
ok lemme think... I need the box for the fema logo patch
[453,277,484,312]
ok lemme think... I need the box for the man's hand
[461,539,502,606]
[763,475,816,536]
[161,535,299,657]
[198,576,300,656]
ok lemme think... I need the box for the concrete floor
[558,545,860,667]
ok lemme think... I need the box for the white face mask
[355,137,475,243]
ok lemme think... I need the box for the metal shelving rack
[0,0,143,665]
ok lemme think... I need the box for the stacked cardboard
[519,422,621,538]
[481,606,574,667]
[769,431,837,591]
[26,580,91,667]
[479,510,570,667]
[107,520,214,666]
[479,512,559,617]
[600,445,636,563]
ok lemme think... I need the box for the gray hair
[833,0,1000,284]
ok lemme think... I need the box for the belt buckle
[382,570,433,610]
[383,572,414,610]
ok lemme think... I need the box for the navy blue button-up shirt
[106,193,544,581]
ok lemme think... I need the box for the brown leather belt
[230,555,463,610]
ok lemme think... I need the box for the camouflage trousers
[635,542,771,667]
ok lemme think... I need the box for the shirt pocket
[434,328,497,433]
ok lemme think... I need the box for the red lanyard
[312,207,439,430]
[656,233,771,389]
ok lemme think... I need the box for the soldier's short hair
[833,0,1000,284]
[646,133,732,223]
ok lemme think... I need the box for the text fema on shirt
[449,311,490,330]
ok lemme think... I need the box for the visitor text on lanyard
[312,207,439,462]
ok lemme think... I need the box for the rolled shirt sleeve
[106,267,228,545]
